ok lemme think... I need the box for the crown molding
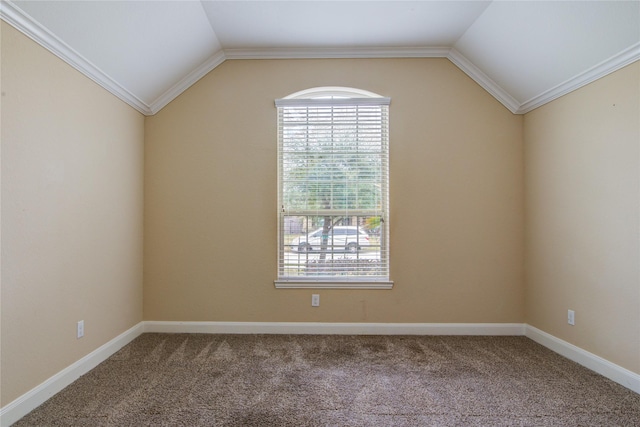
[0,0,153,115]
[2,1,638,117]
[517,42,640,114]
[149,50,226,115]
[447,48,521,114]
[223,46,451,60]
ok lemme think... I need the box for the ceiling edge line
[0,1,152,116]
[149,51,227,115]
[223,47,451,59]
[197,0,223,54]
[447,49,520,114]
[517,42,640,114]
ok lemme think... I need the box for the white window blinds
[275,95,391,288]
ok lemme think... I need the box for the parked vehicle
[290,226,370,252]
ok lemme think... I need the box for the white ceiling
[201,1,492,48]
[2,1,639,115]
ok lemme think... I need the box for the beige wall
[2,12,637,409]
[524,63,640,374]
[1,23,144,405]
[144,58,525,323]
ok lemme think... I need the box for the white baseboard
[143,321,526,336]
[3,322,637,426]
[0,323,144,427]
[525,325,640,394]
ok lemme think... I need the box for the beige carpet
[14,334,640,426]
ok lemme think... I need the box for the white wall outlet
[567,310,575,326]
[311,294,320,307]
[77,320,84,338]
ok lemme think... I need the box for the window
[275,87,392,289]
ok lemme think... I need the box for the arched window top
[284,86,384,100]
[276,86,390,107]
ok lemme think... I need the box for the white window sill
[274,280,394,290]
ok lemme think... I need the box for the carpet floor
[14,334,640,426]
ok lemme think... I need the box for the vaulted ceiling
[2,1,639,115]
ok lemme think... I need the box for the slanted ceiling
[2,0,639,116]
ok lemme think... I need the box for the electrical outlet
[311,294,320,307]
[567,310,575,326]
[77,320,84,338]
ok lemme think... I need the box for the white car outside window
[290,226,370,252]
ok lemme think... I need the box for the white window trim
[274,280,394,290]
[275,87,393,290]
[284,86,385,100]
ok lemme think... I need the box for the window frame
[274,87,393,289]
